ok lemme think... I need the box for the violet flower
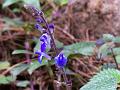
[35,23,43,31]
[55,53,68,68]
[35,50,51,63]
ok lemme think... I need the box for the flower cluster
[24,5,67,68]
[35,33,51,63]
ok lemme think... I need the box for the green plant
[80,69,120,90]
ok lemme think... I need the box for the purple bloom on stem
[24,4,43,16]
[41,42,47,52]
[35,23,43,31]
[35,50,51,63]
[38,54,43,63]
[48,23,54,29]
[40,33,51,49]
[40,33,48,42]
[36,18,44,23]
[48,23,54,33]
[55,53,67,68]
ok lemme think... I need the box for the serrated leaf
[0,75,15,84]
[81,77,116,90]
[80,69,120,90]
[63,42,95,57]
[3,0,20,8]
[16,80,29,87]
[0,61,10,70]
[103,34,115,42]
[12,50,33,55]
[10,64,29,76]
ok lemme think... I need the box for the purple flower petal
[48,23,54,29]
[42,53,51,60]
[38,54,43,63]
[48,23,54,33]
[35,23,43,31]
[55,53,67,68]
[40,33,48,42]
[41,42,47,52]
[36,18,44,23]
[35,50,41,55]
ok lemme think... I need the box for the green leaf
[16,80,30,87]
[55,40,63,48]
[0,75,15,84]
[97,43,114,59]
[54,0,68,6]
[10,64,29,76]
[12,8,21,13]
[3,0,21,8]
[80,69,120,90]
[22,0,40,10]
[98,43,109,58]
[12,50,33,55]
[28,60,46,75]
[101,63,116,69]
[103,34,115,42]
[0,61,10,70]
[2,17,23,26]
[34,40,40,53]
[28,59,54,75]
[115,55,120,64]
[113,37,120,43]
[63,42,95,57]
[113,47,120,55]
[3,0,41,10]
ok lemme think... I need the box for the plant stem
[41,14,71,90]
[111,48,119,69]
[40,15,58,55]
[25,5,71,89]
[62,68,72,90]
